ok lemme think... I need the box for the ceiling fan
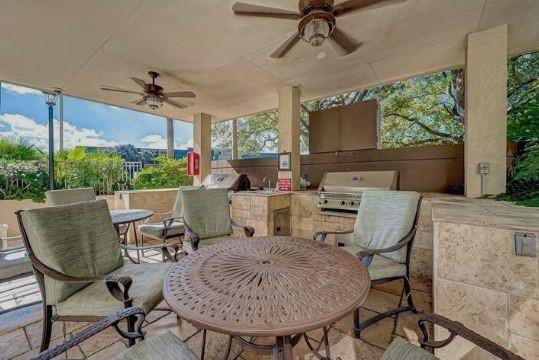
[99,71,195,110]
[232,0,406,58]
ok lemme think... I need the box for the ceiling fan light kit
[145,95,163,110]
[233,0,406,58]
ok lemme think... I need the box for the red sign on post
[277,178,292,192]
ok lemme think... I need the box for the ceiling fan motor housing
[298,0,336,46]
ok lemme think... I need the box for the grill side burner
[317,171,398,213]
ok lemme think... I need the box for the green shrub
[0,137,43,161]
[0,160,49,201]
[56,148,128,195]
[135,156,192,189]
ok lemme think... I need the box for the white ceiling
[0,0,538,122]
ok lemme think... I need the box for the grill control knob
[350,201,355,206]
[341,201,346,205]
[323,199,328,204]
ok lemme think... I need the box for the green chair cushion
[180,188,232,241]
[382,337,438,360]
[173,186,199,218]
[341,246,407,280]
[45,188,96,206]
[114,331,198,360]
[139,222,184,240]
[56,262,172,317]
[0,247,33,280]
[353,190,420,263]
[20,200,123,305]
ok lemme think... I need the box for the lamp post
[43,91,58,190]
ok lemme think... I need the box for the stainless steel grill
[317,171,398,213]
[202,174,250,191]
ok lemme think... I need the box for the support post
[59,93,64,152]
[48,105,55,190]
[464,24,508,197]
[193,113,212,185]
[166,118,174,159]
[231,118,238,160]
[278,86,301,191]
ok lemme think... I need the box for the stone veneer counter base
[432,198,538,360]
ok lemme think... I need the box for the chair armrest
[418,314,525,360]
[28,253,133,305]
[120,243,181,262]
[31,307,146,360]
[231,220,255,237]
[313,229,354,244]
[355,227,416,263]
[143,211,174,224]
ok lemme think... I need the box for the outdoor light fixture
[301,18,332,46]
[145,95,163,110]
[43,91,58,106]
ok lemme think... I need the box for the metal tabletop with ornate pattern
[164,236,371,360]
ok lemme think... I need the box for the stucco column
[464,24,508,197]
[193,112,212,185]
[278,86,301,191]
[166,118,174,159]
[231,118,238,160]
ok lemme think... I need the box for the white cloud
[0,113,117,150]
[140,134,171,149]
[2,83,41,95]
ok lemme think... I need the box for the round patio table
[164,236,371,360]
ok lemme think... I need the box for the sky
[0,82,193,151]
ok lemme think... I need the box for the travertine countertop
[432,197,539,231]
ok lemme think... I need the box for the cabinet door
[340,100,378,151]
[309,106,340,153]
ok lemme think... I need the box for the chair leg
[354,278,417,338]
[353,307,361,338]
[127,315,136,347]
[201,329,207,360]
[40,305,53,351]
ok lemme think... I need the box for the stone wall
[231,193,291,237]
[432,199,538,360]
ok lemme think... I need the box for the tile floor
[1,242,433,360]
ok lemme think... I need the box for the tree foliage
[0,137,43,161]
[134,156,192,189]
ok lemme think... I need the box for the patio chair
[314,189,421,338]
[138,186,196,249]
[180,187,255,253]
[16,199,179,351]
[32,307,198,360]
[45,187,132,243]
[382,313,524,360]
[45,187,96,205]
[0,235,32,281]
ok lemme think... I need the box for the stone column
[278,86,301,191]
[59,93,64,152]
[231,118,238,160]
[193,112,212,185]
[464,24,508,197]
[166,118,174,159]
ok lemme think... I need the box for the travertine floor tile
[144,313,199,341]
[185,329,242,360]
[0,328,31,359]
[305,330,384,360]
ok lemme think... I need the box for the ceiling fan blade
[329,27,360,55]
[232,2,300,20]
[130,98,146,105]
[270,32,301,59]
[100,85,144,95]
[164,98,187,109]
[162,91,196,98]
[130,77,148,89]
[333,0,406,17]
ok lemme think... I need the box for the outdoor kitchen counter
[431,198,539,360]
